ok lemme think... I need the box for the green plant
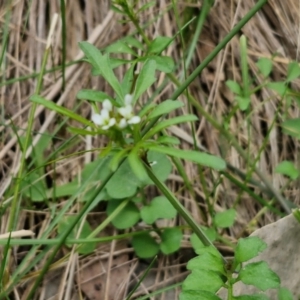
[180,236,293,300]
[3,0,299,299]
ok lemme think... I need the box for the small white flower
[118,118,127,129]
[117,94,141,126]
[124,94,133,105]
[127,115,141,124]
[118,105,133,119]
[103,99,113,111]
[92,100,116,130]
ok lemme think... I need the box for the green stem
[143,162,225,260]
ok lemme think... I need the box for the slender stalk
[143,162,225,258]
[7,14,58,233]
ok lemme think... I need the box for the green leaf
[30,95,94,127]
[68,127,98,136]
[148,99,184,119]
[105,40,137,56]
[21,172,47,202]
[140,196,177,224]
[234,294,270,300]
[144,151,172,184]
[128,149,148,182]
[266,82,287,96]
[106,159,139,199]
[156,135,180,145]
[147,145,226,171]
[106,151,172,198]
[122,36,144,50]
[133,59,156,103]
[235,237,267,263]
[180,290,222,300]
[148,36,173,54]
[214,209,236,228]
[143,115,198,140]
[58,216,96,254]
[160,227,182,254]
[282,118,300,139]
[235,95,251,111]
[121,63,136,95]
[187,251,225,275]
[78,41,123,102]
[278,287,293,300]
[194,245,221,257]
[256,57,273,78]
[77,89,114,103]
[133,59,156,104]
[239,261,280,291]
[182,269,224,294]
[226,80,242,95]
[106,200,140,229]
[190,230,217,251]
[132,233,159,258]
[287,61,300,82]
[137,1,155,13]
[275,160,299,180]
[151,55,175,73]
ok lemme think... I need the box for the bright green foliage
[233,295,269,300]
[187,251,226,275]
[148,99,184,119]
[140,196,177,224]
[214,208,236,228]
[235,95,251,111]
[281,118,300,139]
[160,228,182,254]
[181,245,226,297]
[278,287,294,300]
[133,59,156,103]
[128,149,148,182]
[180,290,221,300]
[226,80,242,95]
[21,172,47,202]
[79,42,124,102]
[147,145,226,170]
[150,55,175,73]
[256,57,273,78]
[105,39,137,56]
[148,36,173,54]
[57,216,96,254]
[235,237,267,263]
[275,161,299,180]
[106,151,172,198]
[286,61,300,82]
[77,89,115,104]
[131,233,159,258]
[182,269,225,294]
[190,229,217,250]
[239,261,280,291]
[266,82,287,96]
[106,200,140,229]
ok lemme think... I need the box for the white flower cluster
[91,94,141,130]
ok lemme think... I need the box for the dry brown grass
[1,0,300,299]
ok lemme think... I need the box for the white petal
[118,105,132,118]
[102,124,110,130]
[108,118,116,127]
[103,99,113,111]
[124,94,133,105]
[118,118,127,128]
[92,113,104,125]
[128,115,141,124]
[100,108,110,120]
